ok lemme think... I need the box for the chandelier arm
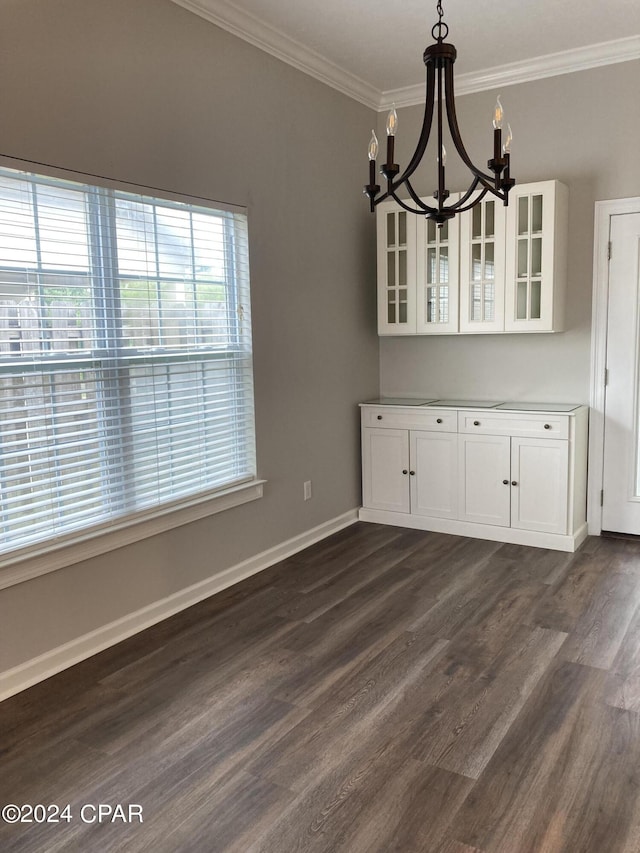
[390,191,436,216]
[390,64,436,190]
[446,176,482,211]
[437,62,445,213]
[401,179,431,211]
[452,187,491,214]
[443,61,495,186]
[374,179,429,210]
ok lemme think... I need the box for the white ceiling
[171,0,640,109]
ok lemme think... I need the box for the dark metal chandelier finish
[364,0,515,225]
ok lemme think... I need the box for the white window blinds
[0,167,256,555]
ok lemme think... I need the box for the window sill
[0,479,266,591]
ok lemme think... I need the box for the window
[0,167,256,558]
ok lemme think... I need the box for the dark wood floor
[3,523,640,852]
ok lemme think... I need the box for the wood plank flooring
[3,524,640,851]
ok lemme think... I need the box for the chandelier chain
[431,1,449,42]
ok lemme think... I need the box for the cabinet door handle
[503,479,509,485]
[377,415,383,420]
[402,469,408,475]
[436,418,443,424]
[410,470,415,476]
[473,420,480,426]
[544,423,551,429]
[511,480,518,486]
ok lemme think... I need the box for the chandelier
[364,0,515,225]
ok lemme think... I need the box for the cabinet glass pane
[440,286,449,323]
[518,196,529,235]
[399,250,407,286]
[472,204,482,239]
[398,212,407,246]
[387,212,395,247]
[532,195,543,233]
[517,281,528,319]
[399,291,408,324]
[532,237,542,277]
[484,282,495,322]
[427,286,436,322]
[387,290,395,324]
[387,251,395,286]
[531,280,541,319]
[427,247,436,284]
[485,201,495,238]
[441,219,449,241]
[471,283,482,321]
[485,242,495,279]
[427,219,436,244]
[472,243,482,280]
[517,239,528,277]
[440,247,449,282]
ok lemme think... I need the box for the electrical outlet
[303,480,312,501]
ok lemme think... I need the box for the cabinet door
[459,193,506,333]
[504,181,567,333]
[410,430,458,518]
[458,433,511,526]
[511,437,569,534]
[362,427,410,513]
[377,200,417,335]
[416,195,459,334]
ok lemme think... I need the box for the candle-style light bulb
[503,123,513,155]
[437,144,447,166]
[368,130,379,161]
[493,96,504,130]
[386,105,398,137]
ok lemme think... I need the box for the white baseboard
[359,508,587,553]
[0,509,358,702]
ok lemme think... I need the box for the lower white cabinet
[458,434,569,534]
[458,434,511,527]
[362,428,410,513]
[360,402,588,552]
[411,430,458,519]
[510,436,569,535]
[362,428,457,518]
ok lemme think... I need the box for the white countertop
[361,398,584,413]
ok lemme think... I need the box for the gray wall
[0,0,378,672]
[379,61,640,403]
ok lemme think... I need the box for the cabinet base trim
[358,508,588,552]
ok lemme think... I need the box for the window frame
[0,162,263,588]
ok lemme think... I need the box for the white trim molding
[170,0,380,109]
[167,1,640,111]
[0,480,266,591]
[588,197,640,536]
[0,508,359,701]
[381,36,640,109]
[359,508,587,553]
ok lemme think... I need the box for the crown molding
[169,0,380,109]
[380,35,640,110]
[168,2,640,114]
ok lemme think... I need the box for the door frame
[588,196,640,535]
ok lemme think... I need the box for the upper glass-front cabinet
[504,180,568,333]
[376,200,417,334]
[459,193,506,333]
[416,194,459,334]
[374,180,567,336]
